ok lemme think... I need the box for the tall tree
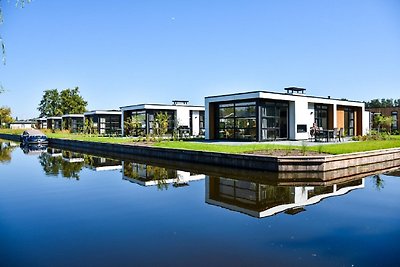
[0,106,14,127]
[37,87,87,117]
[37,89,62,117]
[60,87,87,114]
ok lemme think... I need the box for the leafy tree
[153,112,170,137]
[366,98,400,108]
[124,115,143,136]
[84,118,96,135]
[0,106,14,127]
[60,87,87,115]
[373,114,392,133]
[37,87,87,117]
[37,89,62,117]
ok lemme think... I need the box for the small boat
[20,129,48,144]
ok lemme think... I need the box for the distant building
[84,110,122,135]
[205,88,369,141]
[47,116,62,130]
[62,114,84,133]
[120,100,205,136]
[10,120,35,129]
[367,107,400,132]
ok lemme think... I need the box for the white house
[120,100,205,136]
[10,120,35,129]
[205,88,369,141]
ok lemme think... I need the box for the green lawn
[153,139,400,155]
[1,129,400,155]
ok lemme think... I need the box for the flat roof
[47,116,62,120]
[205,90,364,104]
[84,110,122,115]
[62,114,84,118]
[120,103,204,110]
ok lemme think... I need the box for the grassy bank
[153,138,400,155]
[1,129,400,155]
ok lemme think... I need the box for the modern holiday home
[46,116,62,130]
[62,114,84,133]
[36,117,47,129]
[120,101,205,137]
[205,88,369,141]
[83,110,122,135]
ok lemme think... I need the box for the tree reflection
[0,141,16,163]
[123,161,176,190]
[372,174,385,191]
[38,151,84,180]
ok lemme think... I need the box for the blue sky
[1,0,399,119]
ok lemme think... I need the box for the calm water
[1,140,400,266]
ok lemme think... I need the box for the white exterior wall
[191,110,200,136]
[363,110,370,135]
[10,123,33,129]
[292,98,309,140]
[175,106,190,127]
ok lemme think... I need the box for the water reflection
[0,140,18,163]
[206,176,365,218]
[20,143,47,155]
[122,161,205,190]
[6,141,399,219]
[85,155,122,171]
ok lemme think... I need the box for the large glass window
[344,107,355,136]
[261,102,288,141]
[217,102,257,140]
[392,112,398,130]
[314,104,328,130]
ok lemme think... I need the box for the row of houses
[10,88,399,141]
[31,101,206,137]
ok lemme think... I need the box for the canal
[1,139,400,266]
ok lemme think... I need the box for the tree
[366,98,399,108]
[84,118,96,135]
[0,106,14,127]
[37,87,87,117]
[60,87,87,115]
[37,89,62,117]
[124,115,144,136]
[373,114,392,133]
[153,112,170,137]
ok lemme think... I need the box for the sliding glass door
[260,102,288,141]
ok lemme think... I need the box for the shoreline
[1,133,400,174]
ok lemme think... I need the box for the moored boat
[20,129,48,144]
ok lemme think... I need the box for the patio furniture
[338,128,344,142]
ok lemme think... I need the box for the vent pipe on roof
[284,87,306,94]
[172,100,189,106]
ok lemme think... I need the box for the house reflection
[206,176,364,218]
[62,150,84,163]
[122,161,205,189]
[47,147,63,157]
[84,155,122,171]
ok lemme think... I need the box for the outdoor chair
[332,128,338,142]
[338,128,344,142]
